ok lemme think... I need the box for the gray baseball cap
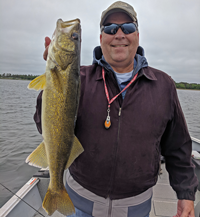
[100,1,138,27]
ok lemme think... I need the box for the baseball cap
[100,1,138,27]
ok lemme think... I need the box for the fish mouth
[56,19,81,35]
[58,18,80,28]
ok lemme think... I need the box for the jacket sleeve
[33,90,43,134]
[160,84,198,201]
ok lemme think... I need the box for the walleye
[26,18,83,216]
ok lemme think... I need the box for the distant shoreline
[0,75,200,90]
[0,74,38,80]
[176,88,200,91]
[0,77,33,80]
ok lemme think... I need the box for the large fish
[26,18,83,216]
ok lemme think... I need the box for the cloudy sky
[0,0,199,83]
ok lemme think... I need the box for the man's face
[100,12,139,72]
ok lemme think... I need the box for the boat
[0,137,200,217]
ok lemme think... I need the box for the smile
[111,45,127,47]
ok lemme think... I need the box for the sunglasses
[101,23,138,35]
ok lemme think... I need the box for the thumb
[44,37,51,48]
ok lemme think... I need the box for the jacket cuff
[176,190,195,201]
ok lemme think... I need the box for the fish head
[50,18,81,70]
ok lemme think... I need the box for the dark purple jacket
[34,64,198,200]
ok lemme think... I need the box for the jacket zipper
[105,66,122,197]
[104,66,142,199]
[108,197,112,217]
[107,107,122,196]
[118,107,122,116]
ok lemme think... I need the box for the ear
[137,32,139,43]
[100,34,102,45]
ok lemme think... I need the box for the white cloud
[0,0,199,83]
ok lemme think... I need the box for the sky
[0,0,200,83]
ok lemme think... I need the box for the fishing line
[0,182,45,217]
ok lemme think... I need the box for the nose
[114,27,125,39]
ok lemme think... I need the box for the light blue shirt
[113,58,137,99]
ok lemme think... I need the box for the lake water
[0,79,200,208]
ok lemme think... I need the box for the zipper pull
[104,106,111,129]
[118,107,121,116]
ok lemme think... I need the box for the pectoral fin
[26,141,48,168]
[65,136,84,169]
[27,74,46,90]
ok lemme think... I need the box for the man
[36,1,198,216]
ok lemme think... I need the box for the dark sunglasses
[101,23,138,35]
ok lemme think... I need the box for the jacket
[34,46,198,201]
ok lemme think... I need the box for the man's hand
[43,37,51,61]
[173,200,195,217]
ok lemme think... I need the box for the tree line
[174,82,200,90]
[0,73,200,90]
[0,73,38,80]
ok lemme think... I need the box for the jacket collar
[96,66,157,81]
[95,65,103,81]
[140,67,157,81]
[93,45,152,82]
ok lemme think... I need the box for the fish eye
[72,33,78,40]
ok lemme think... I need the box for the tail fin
[42,187,75,216]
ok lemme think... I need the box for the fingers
[173,210,194,217]
[43,37,51,61]
[180,208,195,217]
[43,46,49,61]
[180,202,195,217]
[174,200,195,217]
[180,210,195,217]
[45,37,51,48]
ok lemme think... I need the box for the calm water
[0,79,200,208]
